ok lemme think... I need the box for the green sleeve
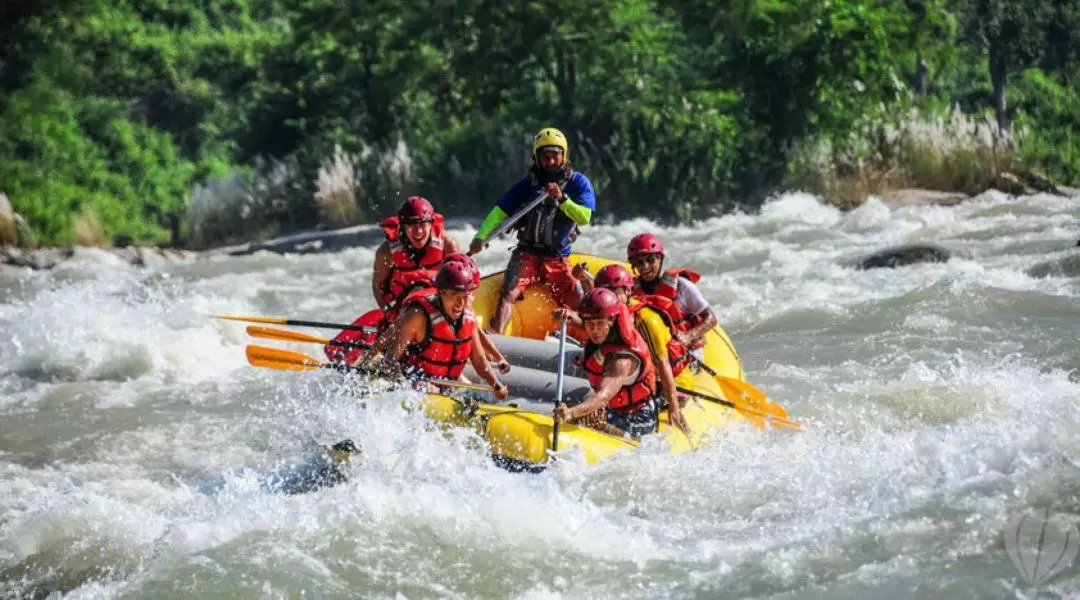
[474,206,509,240]
[558,195,592,225]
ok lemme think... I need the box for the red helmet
[627,233,665,261]
[435,257,480,291]
[440,253,479,278]
[441,252,474,266]
[577,288,623,320]
[398,196,435,223]
[594,264,634,290]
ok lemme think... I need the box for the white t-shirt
[674,277,710,360]
[673,276,710,316]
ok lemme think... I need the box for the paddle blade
[246,345,325,372]
[215,314,288,325]
[715,376,794,422]
[247,326,330,345]
[679,384,803,431]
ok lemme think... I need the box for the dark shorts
[605,397,661,438]
[444,387,498,406]
[502,249,583,308]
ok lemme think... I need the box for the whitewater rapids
[1,191,1079,599]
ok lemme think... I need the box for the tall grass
[788,105,1018,206]
[185,138,422,250]
[72,211,106,247]
[185,155,307,250]
[314,144,360,229]
[182,106,1054,250]
[0,193,18,246]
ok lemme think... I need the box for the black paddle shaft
[280,318,377,334]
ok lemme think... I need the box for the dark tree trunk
[988,41,1009,134]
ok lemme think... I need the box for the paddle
[215,314,378,333]
[245,345,496,393]
[676,385,802,431]
[468,193,549,256]
[551,318,568,454]
[690,356,789,418]
[247,325,511,373]
[246,325,369,349]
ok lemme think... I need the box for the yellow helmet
[532,127,569,159]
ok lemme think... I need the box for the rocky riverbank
[2,187,1077,271]
[1,245,200,270]
[0,221,426,271]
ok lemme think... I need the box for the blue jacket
[495,172,596,257]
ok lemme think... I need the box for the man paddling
[468,127,596,334]
[551,288,665,438]
[556,265,689,433]
[442,253,511,375]
[326,197,460,364]
[626,233,717,355]
[364,256,509,400]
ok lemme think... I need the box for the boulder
[1027,253,1080,279]
[853,244,952,270]
[990,172,1031,196]
[1,245,197,270]
[876,189,968,210]
[1,246,75,269]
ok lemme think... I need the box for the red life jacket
[581,305,657,413]
[382,284,438,332]
[325,308,384,364]
[379,214,447,306]
[631,268,707,348]
[402,293,475,380]
[325,285,440,365]
[630,297,693,376]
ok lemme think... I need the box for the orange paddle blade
[245,345,325,372]
[246,326,331,345]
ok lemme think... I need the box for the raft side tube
[488,334,584,377]
[463,363,591,405]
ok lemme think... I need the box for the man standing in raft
[625,233,717,357]
[468,127,596,333]
[365,255,509,401]
[555,265,689,433]
[551,288,666,438]
[326,196,460,364]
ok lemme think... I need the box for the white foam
[1,190,1079,597]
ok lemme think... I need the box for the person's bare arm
[442,232,462,255]
[681,309,717,345]
[371,242,393,310]
[557,354,637,420]
[365,308,425,376]
[654,355,687,433]
[572,262,593,293]
[476,327,510,373]
[468,328,508,399]
[552,309,582,326]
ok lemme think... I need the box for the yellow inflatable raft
[407,253,767,467]
[416,387,743,468]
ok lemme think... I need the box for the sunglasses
[630,254,660,268]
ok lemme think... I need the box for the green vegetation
[1,0,1078,248]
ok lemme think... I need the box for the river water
[1,192,1079,599]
